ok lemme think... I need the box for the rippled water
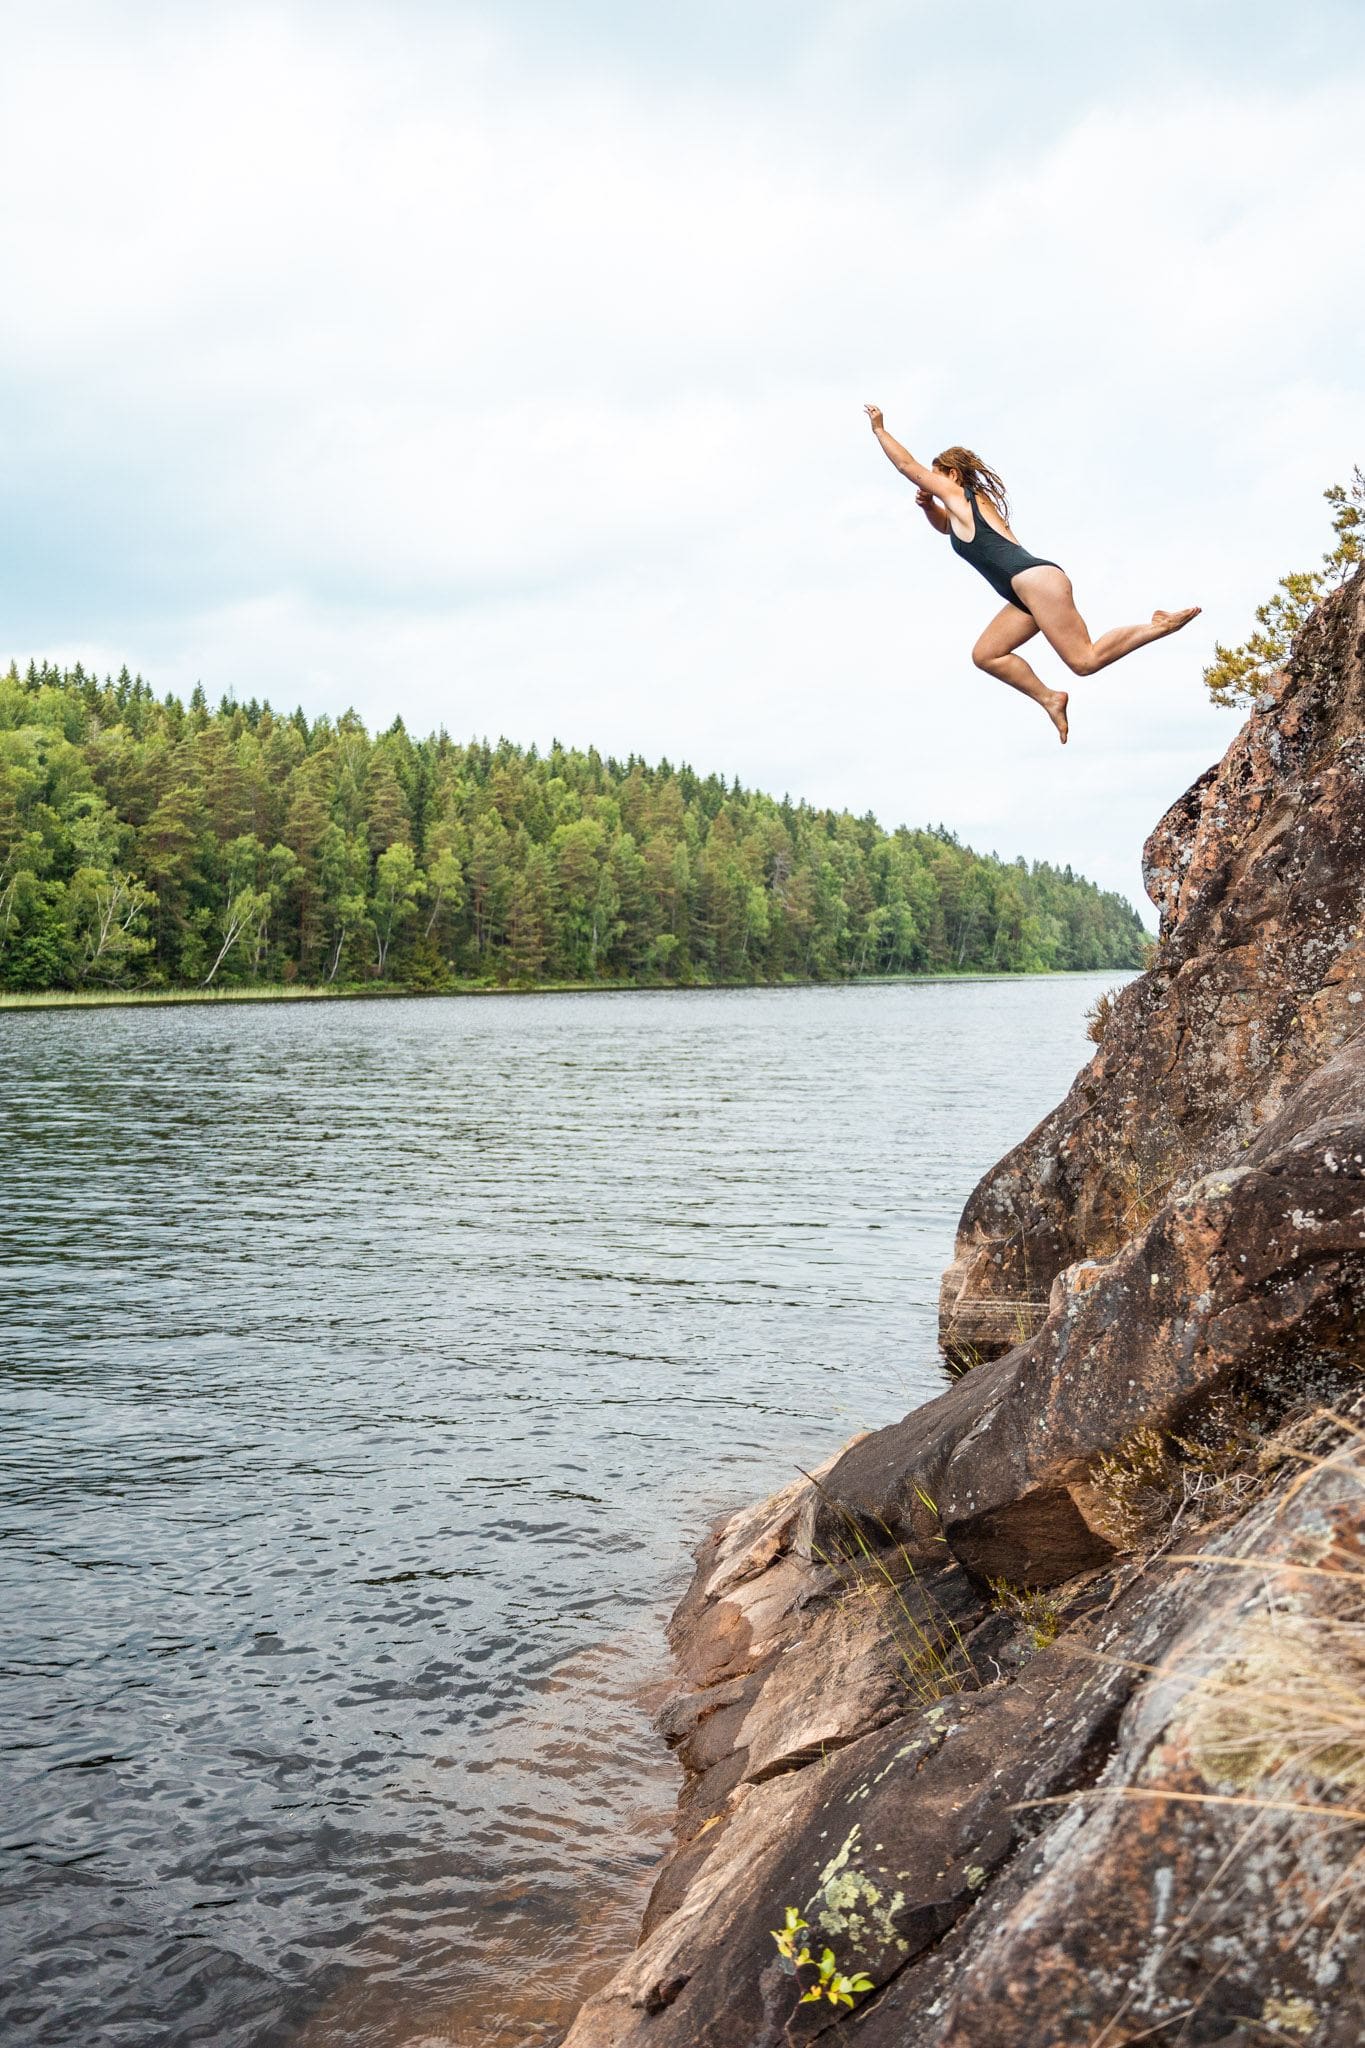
[0,976,1126,2046]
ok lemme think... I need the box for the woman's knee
[1064,646,1101,677]
[972,641,998,673]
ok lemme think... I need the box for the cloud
[2,1,1363,905]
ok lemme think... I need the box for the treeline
[0,662,1148,993]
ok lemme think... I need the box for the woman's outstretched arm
[864,404,953,497]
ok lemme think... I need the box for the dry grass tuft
[1085,989,1116,1044]
[1186,1609,1365,1801]
[1111,1152,1180,1240]
[1064,1410,1365,2048]
[1174,1412,1365,1824]
[1089,1392,1273,1549]
[808,1487,974,1710]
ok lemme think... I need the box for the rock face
[941,568,1365,1365]
[819,1038,1365,1588]
[565,568,1365,2048]
[570,1444,1363,2048]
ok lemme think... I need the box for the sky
[3,0,1364,911]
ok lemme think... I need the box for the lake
[0,975,1126,2046]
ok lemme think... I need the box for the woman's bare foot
[1046,689,1069,745]
[1153,606,1202,636]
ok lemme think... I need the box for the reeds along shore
[0,965,1132,1013]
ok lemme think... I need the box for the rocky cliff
[565,567,1365,2048]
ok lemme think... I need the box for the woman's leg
[1015,567,1200,676]
[972,603,1070,744]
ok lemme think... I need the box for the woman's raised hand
[864,403,884,432]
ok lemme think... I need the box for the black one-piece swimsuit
[949,485,1061,618]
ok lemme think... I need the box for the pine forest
[0,662,1149,995]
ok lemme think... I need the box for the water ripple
[0,977,1124,2044]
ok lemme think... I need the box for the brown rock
[565,1617,1142,2046]
[940,566,1365,1366]
[818,1035,1365,1584]
[852,1434,1365,2048]
[567,1431,1365,2048]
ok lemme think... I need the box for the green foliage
[1204,469,1364,709]
[0,661,1149,993]
[771,1904,810,1965]
[770,1908,874,2010]
[799,1947,875,2009]
[989,1578,1063,1651]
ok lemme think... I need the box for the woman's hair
[934,446,1009,522]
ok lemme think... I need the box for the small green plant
[1204,469,1364,708]
[772,1903,810,1964]
[770,1907,874,2009]
[990,1578,1063,1651]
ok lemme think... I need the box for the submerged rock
[565,567,1365,2047]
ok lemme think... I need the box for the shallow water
[0,975,1127,2045]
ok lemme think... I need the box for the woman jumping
[864,405,1200,744]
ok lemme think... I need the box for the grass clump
[990,1579,1063,1652]
[1178,1413,1365,1811]
[1109,1150,1180,1243]
[942,1296,1050,1376]
[1188,1610,1365,1799]
[1085,988,1116,1044]
[1090,1394,1271,1550]
[809,1486,973,1710]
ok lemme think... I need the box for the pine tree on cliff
[1205,468,1363,707]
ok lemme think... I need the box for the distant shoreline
[0,967,1138,1015]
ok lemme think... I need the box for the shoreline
[560,568,1365,2048]
[0,965,1138,1016]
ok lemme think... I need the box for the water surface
[0,975,1126,2045]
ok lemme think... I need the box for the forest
[0,661,1149,994]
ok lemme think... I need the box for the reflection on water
[0,977,1126,2044]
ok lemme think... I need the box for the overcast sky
[4,0,1364,910]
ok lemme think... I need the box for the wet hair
[934,446,1010,523]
